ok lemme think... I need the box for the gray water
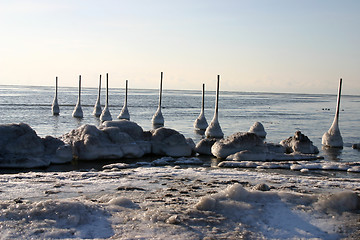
[0,84,359,164]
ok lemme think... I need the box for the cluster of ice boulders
[196,121,320,162]
[0,121,196,168]
[61,120,194,160]
[0,123,72,168]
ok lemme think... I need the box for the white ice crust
[248,121,266,138]
[194,111,208,130]
[100,105,112,121]
[205,113,223,139]
[152,107,164,127]
[118,105,130,120]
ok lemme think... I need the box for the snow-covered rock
[280,131,319,154]
[195,138,217,155]
[62,124,145,160]
[0,123,72,168]
[211,132,266,159]
[151,127,192,157]
[248,122,267,138]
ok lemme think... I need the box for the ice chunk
[195,138,217,155]
[248,122,267,138]
[151,127,192,157]
[211,132,266,159]
[316,191,360,212]
[226,150,266,161]
[280,131,319,154]
[0,123,72,168]
[62,124,145,160]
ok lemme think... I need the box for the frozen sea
[0,84,360,239]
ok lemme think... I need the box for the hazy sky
[1,0,359,94]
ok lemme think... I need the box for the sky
[0,0,359,94]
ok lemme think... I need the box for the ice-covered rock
[0,123,72,168]
[42,136,73,164]
[62,123,145,160]
[211,132,266,159]
[226,150,267,161]
[280,131,319,154]
[248,122,267,138]
[101,120,151,154]
[195,138,217,155]
[151,127,192,157]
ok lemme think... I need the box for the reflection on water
[322,147,343,161]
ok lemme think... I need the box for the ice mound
[151,127,193,157]
[280,131,319,154]
[226,150,267,161]
[211,132,266,159]
[195,138,217,155]
[62,124,144,160]
[316,191,360,213]
[205,113,224,139]
[152,107,164,127]
[248,121,267,138]
[0,123,72,168]
[0,199,114,239]
[194,111,208,130]
[62,122,195,160]
[108,197,138,209]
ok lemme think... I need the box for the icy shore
[0,165,359,239]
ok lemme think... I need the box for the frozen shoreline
[1,165,359,239]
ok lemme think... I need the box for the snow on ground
[0,162,360,239]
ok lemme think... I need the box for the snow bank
[0,198,114,239]
[0,123,72,168]
[194,183,358,239]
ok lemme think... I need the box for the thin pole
[335,78,342,120]
[215,75,220,115]
[106,73,109,106]
[55,76,58,98]
[125,80,128,105]
[78,75,81,103]
[159,72,163,109]
[202,83,205,112]
[98,75,102,98]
